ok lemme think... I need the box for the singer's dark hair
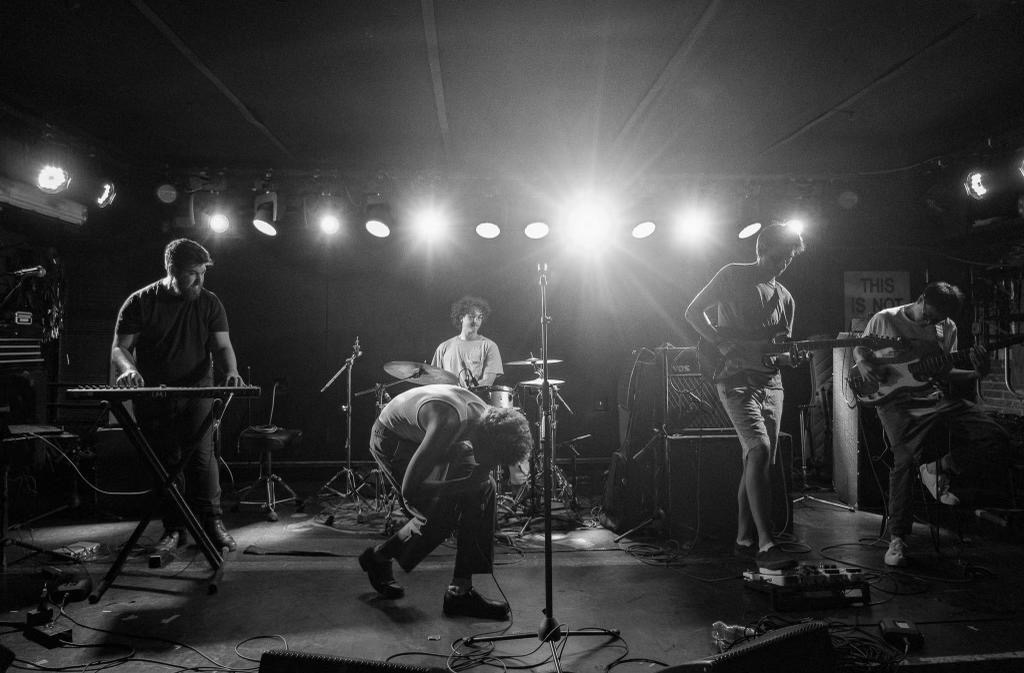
[450,295,491,327]
[919,281,964,317]
[164,238,213,270]
[475,407,532,466]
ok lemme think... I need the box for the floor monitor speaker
[663,620,835,673]
[260,650,442,673]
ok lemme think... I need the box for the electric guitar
[848,334,1024,406]
[696,334,899,382]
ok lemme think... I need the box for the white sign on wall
[843,271,911,330]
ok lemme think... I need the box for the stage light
[563,195,615,250]
[964,171,988,200]
[782,218,805,235]
[95,181,117,208]
[738,221,762,239]
[306,194,344,236]
[155,182,179,204]
[253,191,278,236]
[364,192,391,237]
[476,222,500,239]
[411,206,447,241]
[524,221,549,239]
[631,220,656,239]
[36,164,71,194]
[365,218,390,237]
[674,207,712,244]
[209,212,230,233]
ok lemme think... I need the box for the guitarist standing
[684,222,805,570]
[853,281,1008,568]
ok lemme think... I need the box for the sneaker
[754,545,797,571]
[358,547,405,599]
[919,462,960,506]
[885,536,908,567]
[443,587,510,620]
[733,542,756,559]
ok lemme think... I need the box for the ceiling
[2,0,1024,214]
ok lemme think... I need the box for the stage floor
[2,484,1023,672]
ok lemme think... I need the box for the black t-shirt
[115,280,230,386]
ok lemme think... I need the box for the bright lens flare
[209,213,230,233]
[319,213,341,235]
[37,165,71,193]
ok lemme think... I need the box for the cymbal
[518,377,565,387]
[383,361,459,386]
[506,357,563,366]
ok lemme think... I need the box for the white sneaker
[918,461,960,506]
[885,536,908,567]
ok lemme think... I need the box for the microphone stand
[465,263,616,670]
[318,338,366,507]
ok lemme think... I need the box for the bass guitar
[848,334,1024,406]
[696,334,899,382]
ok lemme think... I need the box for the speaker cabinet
[664,620,835,673]
[665,431,793,541]
[260,650,442,673]
[832,344,887,511]
[661,347,732,432]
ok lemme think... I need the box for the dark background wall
[1,169,1006,468]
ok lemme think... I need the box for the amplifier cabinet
[665,431,793,542]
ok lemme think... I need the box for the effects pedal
[743,562,870,610]
[879,618,924,650]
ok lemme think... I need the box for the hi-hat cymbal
[383,361,459,386]
[506,357,563,366]
[518,377,565,387]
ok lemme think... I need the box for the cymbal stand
[466,263,615,667]
[318,338,368,507]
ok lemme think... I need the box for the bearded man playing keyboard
[111,238,244,556]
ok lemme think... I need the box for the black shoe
[755,545,797,571]
[152,529,186,555]
[733,542,756,560]
[443,588,510,620]
[358,547,405,599]
[202,518,237,552]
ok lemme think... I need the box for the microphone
[10,266,46,278]
[464,368,479,388]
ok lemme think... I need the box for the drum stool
[235,425,303,521]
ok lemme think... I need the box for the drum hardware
[471,384,515,409]
[382,360,459,386]
[506,355,564,366]
[317,338,374,509]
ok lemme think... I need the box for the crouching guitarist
[852,281,1010,568]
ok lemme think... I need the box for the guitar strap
[758,282,782,334]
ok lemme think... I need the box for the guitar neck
[762,338,864,354]
[909,335,1024,375]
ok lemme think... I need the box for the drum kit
[368,354,578,519]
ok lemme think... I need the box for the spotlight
[36,164,71,194]
[411,206,447,241]
[631,220,656,239]
[209,212,230,233]
[190,192,232,232]
[476,222,501,239]
[364,195,391,238]
[524,221,549,239]
[738,222,762,239]
[155,182,179,204]
[253,191,278,236]
[781,218,805,235]
[964,171,991,200]
[95,181,117,208]
[306,194,344,235]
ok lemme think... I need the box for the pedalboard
[743,562,870,611]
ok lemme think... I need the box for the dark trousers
[135,396,222,530]
[876,398,1010,539]
[369,422,495,576]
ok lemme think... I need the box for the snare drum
[471,385,515,409]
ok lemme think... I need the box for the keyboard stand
[88,397,229,603]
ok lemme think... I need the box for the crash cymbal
[506,357,563,366]
[518,377,565,387]
[383,361,459,386]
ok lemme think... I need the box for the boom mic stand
[318,338,367,508]
[466,263,616,670]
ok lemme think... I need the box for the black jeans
[135,396,222,530]
[369,421,495,576]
